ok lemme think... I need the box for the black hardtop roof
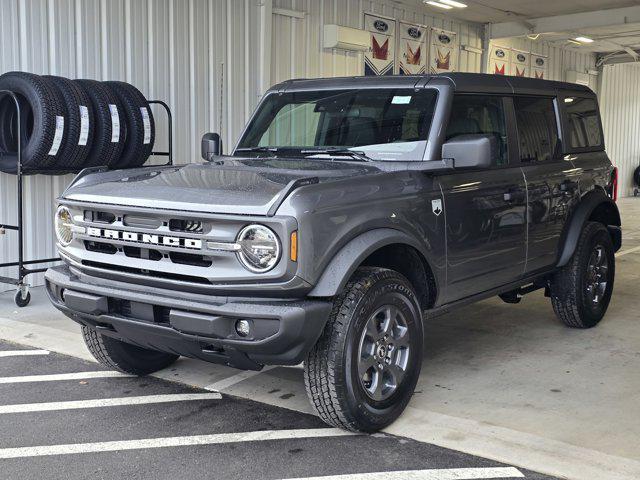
[270,72,595,97]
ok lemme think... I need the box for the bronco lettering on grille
[86,227,202,250]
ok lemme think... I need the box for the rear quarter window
[563,97,603,150]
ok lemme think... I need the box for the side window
[564,97,603,149]
[445,95,508,166]
[513,97,559,163]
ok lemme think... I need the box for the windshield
[236,88,438,161]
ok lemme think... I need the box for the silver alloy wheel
[357,304,411,401]
[586,244,609,305]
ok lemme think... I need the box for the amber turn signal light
[290,231,298,262]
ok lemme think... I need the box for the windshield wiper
[235,147,279,157]
[300,148,372,162]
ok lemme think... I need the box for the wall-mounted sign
[398,22,427,75]
[510,49,530,77]
[489,45,510,75]
[364,14,395,76]
[429,28,458,73]
[531,53,548,79]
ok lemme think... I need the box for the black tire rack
[0,90,173,307]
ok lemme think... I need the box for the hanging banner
[488,45,510,75]
[364,14,395,76]
[398,22,427,75]
[531,53,548,79]
[429,28,458,73]
[510,49,530,77]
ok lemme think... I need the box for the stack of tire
[0,71,155,174]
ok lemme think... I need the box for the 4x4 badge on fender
[432,199,443,216]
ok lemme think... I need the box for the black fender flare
[307,228,431,298]
[557,190,621,267]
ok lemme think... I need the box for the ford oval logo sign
[495,49,505,58]
[438,34,451,44]
[374,20,388,32]
[408,27,421,39]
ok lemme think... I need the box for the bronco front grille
[75,209,223,282]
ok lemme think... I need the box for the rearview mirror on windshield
[441,134,496,169]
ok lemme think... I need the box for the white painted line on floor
[0,392,221,414]
[282,467,525,480]
[0,428,356,459]
[0,349,50,358]
[616,245,640,257]
[204,365,277,392]
[0,371,131,384]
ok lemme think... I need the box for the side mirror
[201,133,223,161]
[441,134,496,169]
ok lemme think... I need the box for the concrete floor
[1,197,639,480]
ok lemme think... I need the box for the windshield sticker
[392,95,412,105]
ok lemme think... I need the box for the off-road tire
[82,326,179,375]
[0,71,65,173]
[44,76,95,171]
[304,267,423,432]
[75,79,125,168]
[104,81,155,168]
[550,221,615,328]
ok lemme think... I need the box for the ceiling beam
[488,5,640,39]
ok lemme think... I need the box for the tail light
[610,167,618,202]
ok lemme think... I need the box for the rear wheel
[82,326,178,375]
[550,221,615,328]
[304,267,423,432]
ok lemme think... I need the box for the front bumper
[45,265,332,370]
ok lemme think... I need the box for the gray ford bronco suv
[46,73,621,432]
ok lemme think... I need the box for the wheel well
[360,244,436,310]
[588,201,621,227]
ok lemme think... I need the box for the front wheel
[550,221,615,328]
[304,267,424,432]
[82,326,179,375]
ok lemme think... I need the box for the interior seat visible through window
[444,95,508,166]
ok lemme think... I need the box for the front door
[438,94,527,303]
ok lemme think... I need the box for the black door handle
[561,180,578,192]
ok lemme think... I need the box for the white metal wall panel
[493,38,598,88]
[270,0,484,84]
[599,63,640,198]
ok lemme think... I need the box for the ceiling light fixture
[425,1,453,9]
[438,0,468,7]
[574,36,594,43]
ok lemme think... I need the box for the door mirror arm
[201,133,223,161]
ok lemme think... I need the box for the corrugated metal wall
[270,0,484,83]
[490,38,598,86]
[599,63,640,198]
[0,0,600,288]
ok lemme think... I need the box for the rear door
[514,96,581,274]
[438,94,527,303]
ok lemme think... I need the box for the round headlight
[236,224,281,273]
[55,206,73,246]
